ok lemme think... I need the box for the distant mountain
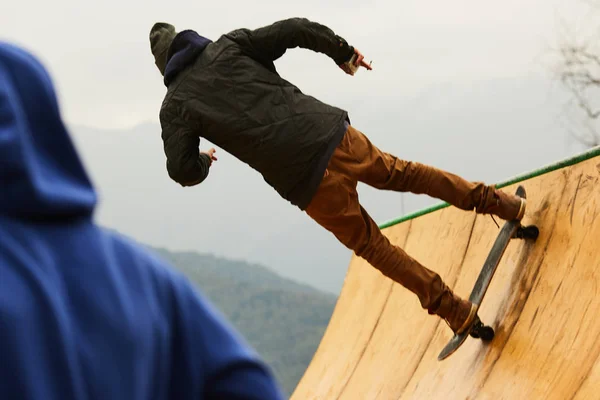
[148,245,337,397]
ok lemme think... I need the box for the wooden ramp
[291,148,600,400]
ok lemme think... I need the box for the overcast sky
[1,1,596,294]
[1,0,589,129]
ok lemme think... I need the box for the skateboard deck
[437,185,539,361]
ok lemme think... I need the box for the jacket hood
[163,30,212,86]
[0,42,97,220]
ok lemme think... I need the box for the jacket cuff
[199,153,212,164]
[333,35,354,65]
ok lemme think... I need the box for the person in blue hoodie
[0,41,285,400]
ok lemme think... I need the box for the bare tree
[555,0,600,147]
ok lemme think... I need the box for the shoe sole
[515,198,526,221]
[455,304,478,335]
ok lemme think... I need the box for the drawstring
[485,189,501,229]
[490,214,500,229]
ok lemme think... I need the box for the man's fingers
[351,48,373,71]
[203,148,218,163]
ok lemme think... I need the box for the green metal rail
[378,145,600,229]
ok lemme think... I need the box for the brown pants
[305,125,496,311]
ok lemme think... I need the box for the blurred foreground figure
[0,41,284,400]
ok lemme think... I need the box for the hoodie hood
[163,30,212,86]
[0,42,97,220]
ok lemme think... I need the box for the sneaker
[480,187,526,221]
[430,290,477,334]
[445,296,477,334]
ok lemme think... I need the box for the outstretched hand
[339,48,373,75]
[202,148,218,165]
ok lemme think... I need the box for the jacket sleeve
[232,17,355,65]
[160,110,211,187]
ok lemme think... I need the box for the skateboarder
[149,18,526,336]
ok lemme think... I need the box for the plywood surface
[291,156,600,400]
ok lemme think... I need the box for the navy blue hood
[0,42,96,220]
[163,30,212,86]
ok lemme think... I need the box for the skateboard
[437,185,539,361]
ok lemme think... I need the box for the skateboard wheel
[516,225,539,240]
[469,320,495,341]
[478,326,495,341]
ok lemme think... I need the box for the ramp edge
[379,145,600,229]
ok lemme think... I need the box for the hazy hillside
[148,246,337,396]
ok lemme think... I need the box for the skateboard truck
[437,185,539,361]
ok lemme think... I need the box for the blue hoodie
[0,42,285,400]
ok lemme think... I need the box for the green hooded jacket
[152,18,355,210]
